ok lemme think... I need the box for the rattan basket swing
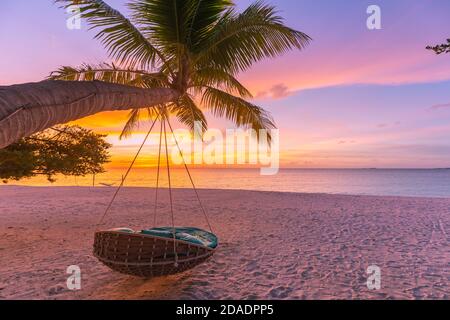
[93,112,217,278]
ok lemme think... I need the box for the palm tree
[0,0,310,148]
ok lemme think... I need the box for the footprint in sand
[47,284,67,296]
[245,260,258,272]
[300,266,313,278]
[268,286,293,299]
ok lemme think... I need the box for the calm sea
[6,168,450,198]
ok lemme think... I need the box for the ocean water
[6,168,450,198]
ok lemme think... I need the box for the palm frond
[49,63,169,87]
[119,109,141,139]
[119,106,162,139]
[55,0,169,71]
[129,0,232,63]
[196,1,311,74]
[184,0,233,51]
[129,0,185,57]
[170,95,207,133]
[192,68,253,98]
[201,86,275,141]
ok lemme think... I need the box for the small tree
[426,39,450,54]
[0,125,111,183]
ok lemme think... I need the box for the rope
[162,117,178,267]
[153,114,164,227]
[97,115,160,227]
[96,109,212,267]
[165,117,213,233]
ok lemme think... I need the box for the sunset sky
[2,0,450,168]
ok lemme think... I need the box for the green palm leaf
[49,63,168,87]
[196,1,311,74]
[129,0,185,61]
[192,68,252,98]
[56,0,169,71]
[202,86,275,141]
[170,95,207,133]
[120,106,161,139]
[129,0,230,52]
[119,109,142,139]
[184,0,233,51]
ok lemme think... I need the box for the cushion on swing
[140,227,218,249]
[108,227,135,233]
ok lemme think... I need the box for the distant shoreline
[102,167,450,170]
[1,184,450,200]
[3,167,450,198]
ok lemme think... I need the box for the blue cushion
[141,227,218,249]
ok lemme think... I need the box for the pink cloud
[256,83,291,99]
[241,32,450,99]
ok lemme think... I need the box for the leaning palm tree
[0,0,310,148]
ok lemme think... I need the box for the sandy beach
[0,186,448,300]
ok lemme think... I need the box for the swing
[93,111,217,278]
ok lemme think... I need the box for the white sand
[0,186,448,300]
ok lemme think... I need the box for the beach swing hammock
[93,111,217,278]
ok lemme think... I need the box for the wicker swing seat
[94,114,217,278]
[94,229,216,278]
[94,231,215,278]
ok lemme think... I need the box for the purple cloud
[430,103,450,111]
[376,122,401,129]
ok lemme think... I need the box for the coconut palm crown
[51,0,311,139]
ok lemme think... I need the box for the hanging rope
[162,116,178,267]
[153,112,164,227]
[97,114,160,227]
[165,117,213,233]
[96,107,213,267]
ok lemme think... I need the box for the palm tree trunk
[0,80,179,148]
